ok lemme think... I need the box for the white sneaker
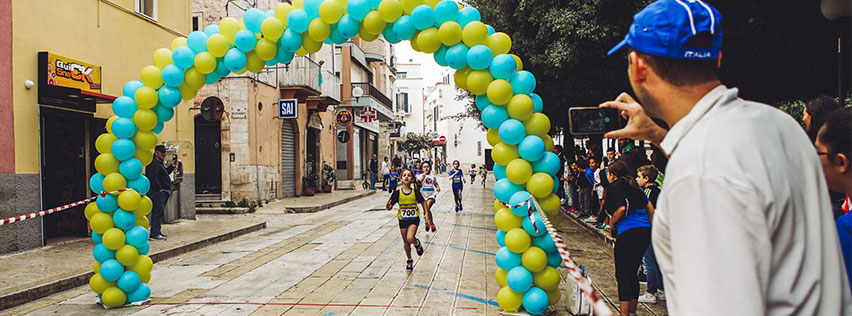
[638,292,657,304]
[583,216,598,223]
[656,290,666,301]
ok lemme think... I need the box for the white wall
[428,84,490,166]
[396,63,425,135]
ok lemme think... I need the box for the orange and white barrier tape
[0,189,128,226]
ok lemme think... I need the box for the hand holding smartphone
[568,107,626,135]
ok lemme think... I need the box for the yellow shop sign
[45,53,101,92]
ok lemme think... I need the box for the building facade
[425,75,491,167]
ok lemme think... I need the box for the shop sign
[359,107,376,122]
[336,110,352,126]
[45,52,101,92]
[278,99,298,118]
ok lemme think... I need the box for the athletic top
[449,169,464,189]
[389,188,424,220]
[419,174,437,196]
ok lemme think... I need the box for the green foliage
[303,169,319,188]
[397,133,434,156]
[778,99,807,129]
[442,88,486,131]
[322,162,336,186]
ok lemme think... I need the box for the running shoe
[425,224,431,232]
[406,259,413,272]
[638,292,657,304]
[430,224,436,232]
[656,290,666,301]
[414,238,424,256]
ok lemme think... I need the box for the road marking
[412,284,499,306]
[448,223,498,231]
[149,302,479,310]
[422,241,495,256]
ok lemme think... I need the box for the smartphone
[172,154,178,162]
[568,107,626,135]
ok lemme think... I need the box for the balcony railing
[352,82,392,111]
[321,70,341,102]
[279,56,320,94]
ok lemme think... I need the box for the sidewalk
[264,189,376,213]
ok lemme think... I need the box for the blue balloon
[92,232,102,244]
[224,48,247,72]
[382,25,401,44]
[119,158,143,180]
[125,226,149,248]
[547,251,562,267]
[215,58,230,77]
[391,15,417,41]
[433,45,449,66]
[473,95,492,112]
[510,71,537,95]
[111,117,137,139]
[445,43,469,70]
[127,176,150,195]
[158,86,182,108]
[264,10,275,19]
[203,24,219,37]
[486,24,495,36]
[113,209,136,231]
[496,247,522,270]
[519,135,546,161]
[287,9,310,33]
[93,243,116,263]
[153,121,165,134]
[111,139,136,161]
[137,242,150,255]
[243,8,265,33]
[493,164,507,180]
[281,29,303,53]
[118,271,142,293]
[533,233,558,253]
[496,229,507,247]
[110,96,136,119]
[523,287,549,315]
[490,54,517,80]
[304,0,321,18]
[234,29,258,52]
[494,178,523,203]
[161,64,184,88]
[552,174,560,194]
[530,93,544,113]
[100,259,125,282]
[96,194,118,212]
[127,283,151,303]
[531,152,560,176]
[498,119,526,145]
[186,31,208,54]
[123,81,144,98]
[522,212,547,237]
[276,50,295,64]
[155,104,176,122]
[206,72,222,84]
[458,7,481,27]
[411,5,436,30]
[507,266,533,292]
[338,15,361,39]
[90,173,105,193]
[434,0,459,25]
[347,0,371,21]
[510,191,533,216]
[329,25,347,44]
[368,0,381,9]
[171,46,195,69]
[466,45,492,70]
[481,105,509,130]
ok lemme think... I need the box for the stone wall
[0,174,43,254]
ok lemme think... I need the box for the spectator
[576,158,596,219]
[618,138,634,155]
[382,156,390,190]
[636,165,665,304]
[603,0,851,313]
[564,161,580,212]
[585,158,605,224]
[145,145,176,241]
[805,95,844,143]
[605,147,617,166]
[369,154,378,190]
[815,107,852,290]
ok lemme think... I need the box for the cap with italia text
[607,0,722,60]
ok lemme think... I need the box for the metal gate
[195,115,222,194]
[281,120,296,197]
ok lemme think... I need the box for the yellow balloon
[542,134,555,152]
[94,261,101,273]
[134,86,158,109]
[507,94,534,121]
[130,255,154,275]
[462,21,488,47]
[550,215,560,227]
[401,0,424,14]
[495,207,522,231]
[96,133,117,154]
[178,83,198,100]
[438,21,462,46]
[320,1,345,24]
[416,28,441,53]
[90,213,114,234]
[206,34,229,58]
[362,10,386,35]
[117,190,141,211]
[524,113,551,136]
[133,109,158,132]
[526,172,554,198]
[506,158,533,185]
[487,32,512,56]
[497,286,524,312]
[491,143,519,166]
[409,34,421,51]
[494,199,504,212]
[184,67,205,90]
[522,246,548,272]
[295,47,309,56]
[261,17,285,40]
[170,37,187,50]
[102,287,127,308]
[85,202,102,220]
[466,69,493,95]
[89,274,114,294]
[308,18,331,42]
[302,36,323,53]
[140,65,163,88]
[378,0,403,23]
[116,244,140,266]
[103,173,127,193]
[496,268,509,287]
[255,38,278,61]
[135,148,154,166]
[219,17,241,44]
[511,54,523,71]
[138,271,151,283]
[533,266,560,290]
[292,0,304,9]
[246,51,265,73]
[105,116,117,134]
[505,228,531,253]
[486,128,501,146]
[538,193,561,217]
[194,52,217,74]
[152,48,172,69]
[95,153,119,175]
[423,0,439,8]
[132,131,158,150]
[136,195,152,217]
[275,3,293,24]
[359,27,380,42]
[545,286,561,305]
[135,214,149,228]
[486,79,512,106]
[102,228,126,250]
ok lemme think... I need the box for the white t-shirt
[593,168,604,199]
[653,85,851,315]
[418,174,437,199]
[381,161,389,175]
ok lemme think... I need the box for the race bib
[400,207,417,219]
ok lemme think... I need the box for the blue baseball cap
[607,0,723,60]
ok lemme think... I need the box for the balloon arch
[84,0,603,314]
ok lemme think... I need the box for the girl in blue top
[448,160,465,212]
[603,159,655,316]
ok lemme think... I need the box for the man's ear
[717,51,723,69]
[834,153,849,174]
[629,51,649,85]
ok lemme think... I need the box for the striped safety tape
[0,189,128,226]
[500,197,540,234]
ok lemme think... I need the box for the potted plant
[322,162,335,193]
[303,168,318,196]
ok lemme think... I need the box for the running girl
[387,166,400,193]
[386,169,426,271]
[417,161,440,232]
[448,160,465,212]
[469,164,477,183]
[479,165,488,187]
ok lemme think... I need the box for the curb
[196,207,250,214]
[0,221,267,311]
[565,210,616,247]
[283,190,376,213]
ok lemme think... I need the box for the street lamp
[821,0,852,98]
[352,86,364,103]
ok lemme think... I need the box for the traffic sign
[337,131,351,143]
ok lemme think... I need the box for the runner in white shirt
[417,161,440,232]
[603,1,851,315]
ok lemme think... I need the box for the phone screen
[569,107,625,135]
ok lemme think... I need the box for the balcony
[351,82,395,120]
[280,56,321,99]
[320,69,341,103]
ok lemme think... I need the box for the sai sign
[278,99,298,119]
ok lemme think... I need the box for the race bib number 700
[400,208,417,218]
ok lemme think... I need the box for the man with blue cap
[602,0,851,315]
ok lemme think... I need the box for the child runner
[386,169,426,271]
[417,161,440,232]
[469,164,477,183]
[387,166,400,193]
[479,165,487,187]
[448,160,465,212]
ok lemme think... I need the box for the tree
[397,133,434,157]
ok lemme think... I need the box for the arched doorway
[281,119,297,197]
[194,97,223,195]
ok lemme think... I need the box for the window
[478,141,482,156]
[335,46,342,54]
[192,12,202,31]
[398,72,407,79]
[396,92,409,113]
[135,0,157,20]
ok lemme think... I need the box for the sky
[395,42,453,85]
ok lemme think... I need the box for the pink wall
[0,0,12,174]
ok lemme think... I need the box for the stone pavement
[3,176,669,316]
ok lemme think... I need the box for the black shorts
[399,218,420,229]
